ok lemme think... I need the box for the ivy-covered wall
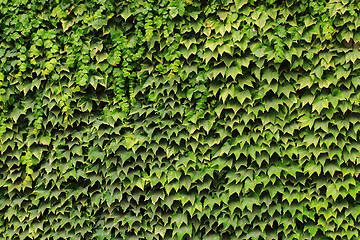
[1,0,360,239]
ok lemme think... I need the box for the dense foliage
[1,0,360,239]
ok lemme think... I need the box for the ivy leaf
[303,133,320,148]
[345,49,360,63]
[268,165,282,179]
[96,52,108,63]
[4,207,16,221]
[74,4,87,16]
[169,8,179,19]
[312,65,323,79]
[236,89,251,104]
[312,98,329,113]
[120,7,131,21]
[90,18,107,31]
[204,38,218,52]
[262,68,279,83]
[250,42,267,58]
[169,1,185,18]
[326,184,340,201]
[298,75,313,89]
[235,0,247,9]
[39,135,52,146]
[204,233,220,240]
[323,162,340,177]
[10,107,24,122]
[93,228,111,240]
[304,161,321,176]
[174,224,192,239]
[347,205,360,219]
[172,213,188,228]
[89,147,105,162]
[335,67,351,79]
[256,13,268,29]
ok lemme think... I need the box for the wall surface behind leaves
[1,0,360,239]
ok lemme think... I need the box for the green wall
[1,0,360,239]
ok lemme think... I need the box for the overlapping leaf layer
[1,0,360,239]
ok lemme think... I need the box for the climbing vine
[1,0,360,239]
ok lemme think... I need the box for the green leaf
[10,107,24,122]
[169,7,179,19]
[174,224,192,240]
[347,205,360,219]
[309,198,328,212]
[96,52,108,63]
[345,49,360,63]
[323,162,340,177]
[326,184,340,200]
[312,65,323,79]
[235,0,247,9]
[123,213,141,228]
[93,228,110,240]
[4,207,17,221]
[304,161,321,176]
[298,75,313,89]
[74,4,87,16]
[335,67,351,79]
[89,147,105,162]
[172,213,188,228]
[240,194,260,212]
[90,18,107,31]
[120,7,131,21]
[39,135,51,146]
[250,42,267,58]
[256,13,268,29]
[268,165,283,179]
[303,133,320,148]
[236,89,251,104]
[262,68,279,83]
[204,233,220,240]
[312,98,329,113]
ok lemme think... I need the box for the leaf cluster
[1,0,360,239]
